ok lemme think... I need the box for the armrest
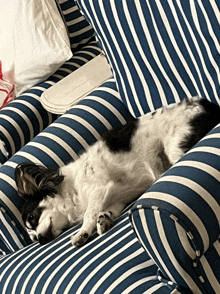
[130,124,220,293]
[0,41,101,165]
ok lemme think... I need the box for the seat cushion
[0,212,186,294]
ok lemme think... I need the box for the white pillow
[0,0,73,96]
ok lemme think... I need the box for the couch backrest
[77,0,220,117]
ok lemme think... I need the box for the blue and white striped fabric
[0,212,182,294]
[77,0,220,117]
[57,0,95,52]
[130,124,220,293]
[0,0,101,165]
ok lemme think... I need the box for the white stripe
[74,104,113,130]
[17,241,72,294]
[0,237,34,272]
[201,132,220,141]
[71,36,94,48]
[69,25,93,38]
[52,74,65,80]
[76,50,98,58]
[58,0,69,4]
[38,219,129,294]
[143,283,166,293]
[0,128,15,154]
[63,230,133,294]
[154,211,203,293]
[51,123,89,150]
[210,0,220,26]
[157,170,220,230]
[213,240,220,256]
[4,161,17,168]
[85,96,127,125]
[2,243,39,294]
[84,0,136,116]
[15,151,44,165]
[67,15,85,26]
[121,276,158,294]
[135,0,180,106]
[60,114,101,140]
[95,85,121,101]
[18,99,44,132]
[42,80,55,87]
[62,6,78,15]
[0,211,23,250]
[200,255,220,293]
[0,229,14,253]
[10,229,75,293]
[0,173,16,192]
[39,218,129,294]
[5,106,35,139]
[69,56,90,63]
[105,259,155,293]
[37,132,79,161]
[143,191,210,252]
[198,0,220,55]
[111,0,155,111]
[175,222,196,260]
[76,238,137,294]
[0,115,25,147]
[176,1,211,100]
[134,210,176,283]
[187,146,220,157]
[153,1,192,98]
[62,61,80,68]
[190,1,219,101]
[27,142,65,166]
[58,68,73,74]
[173,160,220,184]
[0,190,23,227]
[167,0,202,96]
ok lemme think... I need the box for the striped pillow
[77,0,220,117]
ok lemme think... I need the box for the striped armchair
[1,1,220,293]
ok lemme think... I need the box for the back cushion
[77,0,220,117]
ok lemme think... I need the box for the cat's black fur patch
[103,117,139,153]
[180,99,220,152]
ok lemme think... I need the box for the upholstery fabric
[0,212,182,294]
[130,124,220,293]
[58,0,95,52]
[1,0,220,293]
[77,0,220,117]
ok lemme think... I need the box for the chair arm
[130,124,220,293]
[0,42,101,165]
